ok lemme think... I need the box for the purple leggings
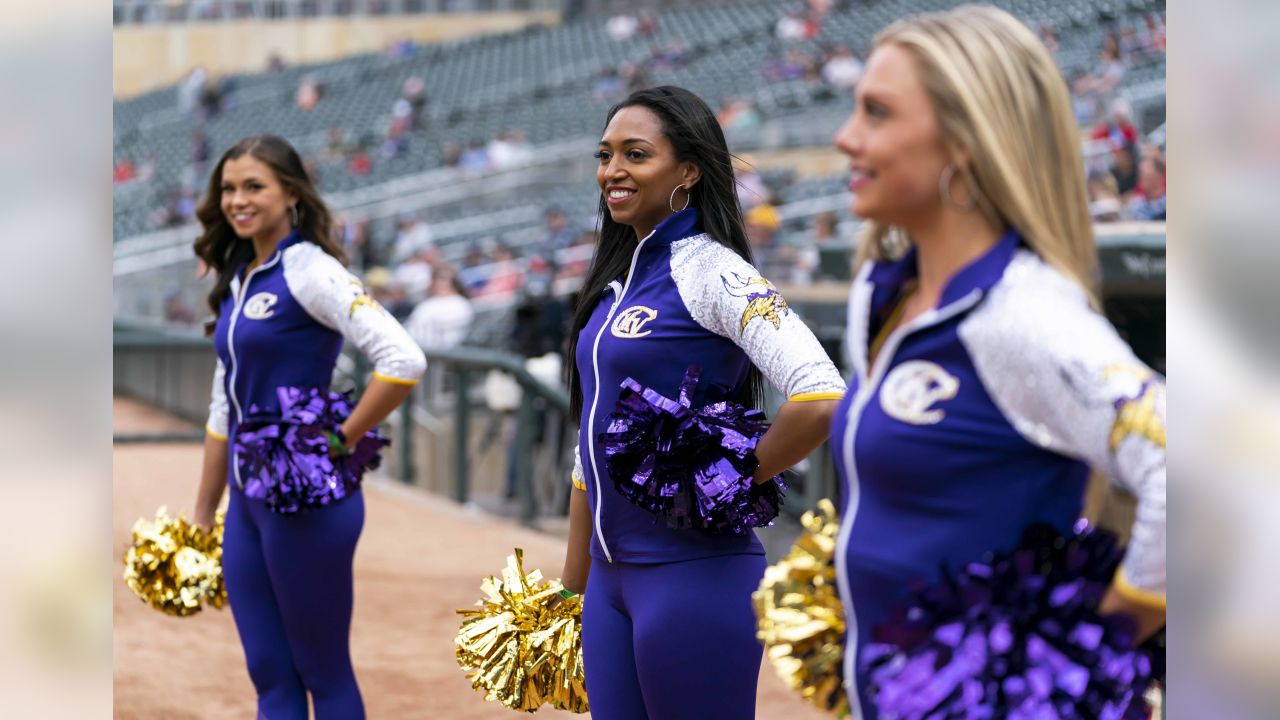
[222,487,365,720]
[582,553,768,720]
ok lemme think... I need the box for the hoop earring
[669,184,690,213]
[939,164,978,212]
[289,204,302,227]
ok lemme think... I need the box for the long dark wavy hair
[193,135,342,335]
[566,86,764,419]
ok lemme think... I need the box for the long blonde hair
[854,5,1099,304]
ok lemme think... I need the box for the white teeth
[609,190,634,199]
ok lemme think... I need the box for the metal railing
[113,329,839,526]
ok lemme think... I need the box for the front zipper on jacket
[586,228,658,563]
[834,287,983,720]
[226,252,282,490]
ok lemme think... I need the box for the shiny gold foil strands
[455,549,588,713]
[753,499,849,716]
[122,506,226,617]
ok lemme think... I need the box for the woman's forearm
[561,488,593,594]
[340,377,416,448]
[752,399,840,483]
[193,434,229,528]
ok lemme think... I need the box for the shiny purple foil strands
[860,521,1162,720]
[599,366,783,533]
[235,386,389,514]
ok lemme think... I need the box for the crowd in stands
[121,1,1166,339]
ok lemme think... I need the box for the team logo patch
[611,305,658,338]
[346,280,386,318]
[879,360,960,425]
[242,292,278,320]
[1105,365,1166,450]
[721,271,790,334]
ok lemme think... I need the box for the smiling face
[219,154,297,245]
[833,43,954,228]
[596,105,700,241]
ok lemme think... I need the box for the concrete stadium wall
[113,11,562,99]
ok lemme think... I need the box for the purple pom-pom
[235,386,390,514]
[598,366,783,534]
[860,523,1162,720]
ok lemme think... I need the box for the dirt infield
[113,397,830,720]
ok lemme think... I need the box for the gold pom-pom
[122,507,226,617]
[753,498,848,716]
[455,549,588,713]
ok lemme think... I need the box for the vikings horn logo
[346,279,386,318]
[721,271,790,334]
[1105,365,1167,450]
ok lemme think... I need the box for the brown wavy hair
[193,135,344,334]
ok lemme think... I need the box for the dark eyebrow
[598,137,656,147]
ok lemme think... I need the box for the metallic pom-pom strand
[455,549,588,713]
[122,506,226,617]
[599,365,784,534]
[861,520,1161,720]
[753,499,849,716]
[235,385,389,514]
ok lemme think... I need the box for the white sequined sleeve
[960,250,1166,604]
[670,237,845,401]
[571,445,586,490]
[207,358,229,440]
[283,242,426,385]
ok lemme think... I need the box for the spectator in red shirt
[1092,98,1139,151]
[113,157,136,184]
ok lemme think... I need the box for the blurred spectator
[1092,98,1139,152]
[198,76,225,120]
[296,74,322,111]
[538,207,577,255]
[335,213,373,272]
[1087,171,1125,222]
[733,155,770,210]
[405,267,474,350]
[381,115,410,159]
[458,243,494,294]
[1143,13,1166,53]
[266,52,287,73]
[718,98,762,133]
[648,40,690,73]
[636,10,658,37]
[1093,46,1126,95]
[1110,145,1139,197]
[605,12,638,41]
[164,293,196,325]
[775,8,806,41]
[364,267,413,320]
[387,37,416,60]
[745,201,782,250]
[348,143,373,176]
[1039,22,1060,53]
[391,213,434,264]
[621,62,650,94]
[441,142,462,168]
[1070,69,1101,126]
[1119,26,1142,63]
[136,153,156,185]
[592,68,625,102]
[113,157,136,185]
[393,246,436,304]
[192,129,211,171]
[488,129,533,169]
[325,125,350,162]
[459,141,490,171]
[822,46,864,90]
[402,75,428,129]
[481,244,524,300]
[1126,156,1166,221]
[178,66,206,114]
